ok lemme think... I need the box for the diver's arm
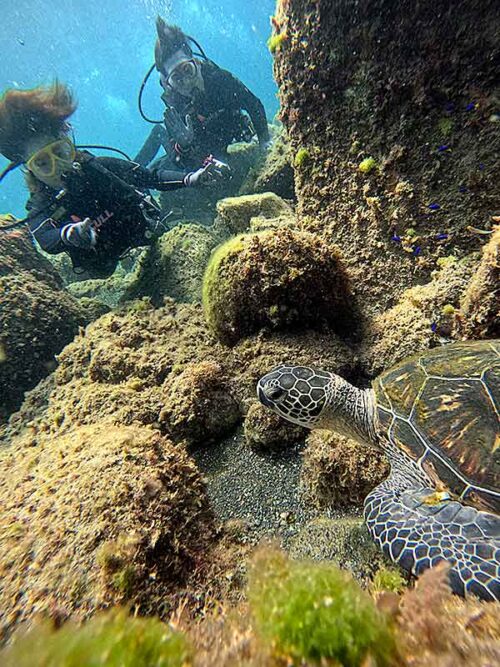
[223,72,270,145]
[134,125,169,167]
[28,212,66,254]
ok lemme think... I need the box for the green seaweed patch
[358,157,377,174]
[268,32,288,55]
[371,566,407,594]
[441,303,456,316]
[437,254,457,268]
[294,147,310,168]
[249,548,397,666]
[0,609,192,667]
[438,117,454,137]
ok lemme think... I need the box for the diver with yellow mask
[0,82,230,278]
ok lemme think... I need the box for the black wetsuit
[135,60,269,170]
[27,152,188,278]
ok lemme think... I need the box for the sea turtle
[257,339,500,601]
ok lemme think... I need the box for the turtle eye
[265,386,286,402]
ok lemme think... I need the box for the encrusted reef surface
[273,0,499,315]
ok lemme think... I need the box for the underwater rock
[202,228,353,345]
[243,401,307,451]
[0,272,86,422]
[289,517,390,585]
[124,223,219,305]
[159,360,241,447]
[0,223,62,288]
[241,127,295,200]
[0,423,214,639]
[213,191,294,237]
[458,227,499,338]
[273,0,500,316]
[301,431,389,508]
[363,254,477,375]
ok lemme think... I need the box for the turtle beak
[257,382,272,408]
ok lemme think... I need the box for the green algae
[358,157,377,173]
[0,609,192,667]
[268,32,288,54]
[249,548,397,666]
[294,147,310,168]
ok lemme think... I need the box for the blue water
[0,0,278,217]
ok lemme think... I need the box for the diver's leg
[364,476,500,601]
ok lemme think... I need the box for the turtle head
[257,365,338,429]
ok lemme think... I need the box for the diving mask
[26,137,76,182]
[165,59,199,91]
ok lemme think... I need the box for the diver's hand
[163,107,194,149]
[184,158,231,187]
[60,218,97,249]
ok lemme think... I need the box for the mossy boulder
[203,228,353,345]
[244,401,307,451]
[289,517,391,585]
[159,360,241,446]
[124,224,218,304]
[213,192,294,237]
[0,272,86,422]
[301,431,389,508]
[0,423,215,639]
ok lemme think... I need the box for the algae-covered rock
[125,224,218,304]
[458,227,499,338]
[273,0,500,317]
[213,192,294,237]
[289,517,390,585]
[159,360,241,446]
[0,222,61,287]
[0,272,85,422]
[202,228,353,345]
[244,401,307,451]
[301,431,389,508]
[0,423,215,639]
[363,254,476,375]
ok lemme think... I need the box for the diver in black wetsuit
[0,83,229,278]
[135,18,271,171]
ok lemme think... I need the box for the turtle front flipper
[364,475,500,601]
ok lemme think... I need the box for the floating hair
[0,81,76,162]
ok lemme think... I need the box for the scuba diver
[0,82,230,279]
[135,18,271,171]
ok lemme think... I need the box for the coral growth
[0,424,214,639]
[301,431,389,508]
[202,228,353,345]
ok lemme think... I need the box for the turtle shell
[373,340,500,514]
